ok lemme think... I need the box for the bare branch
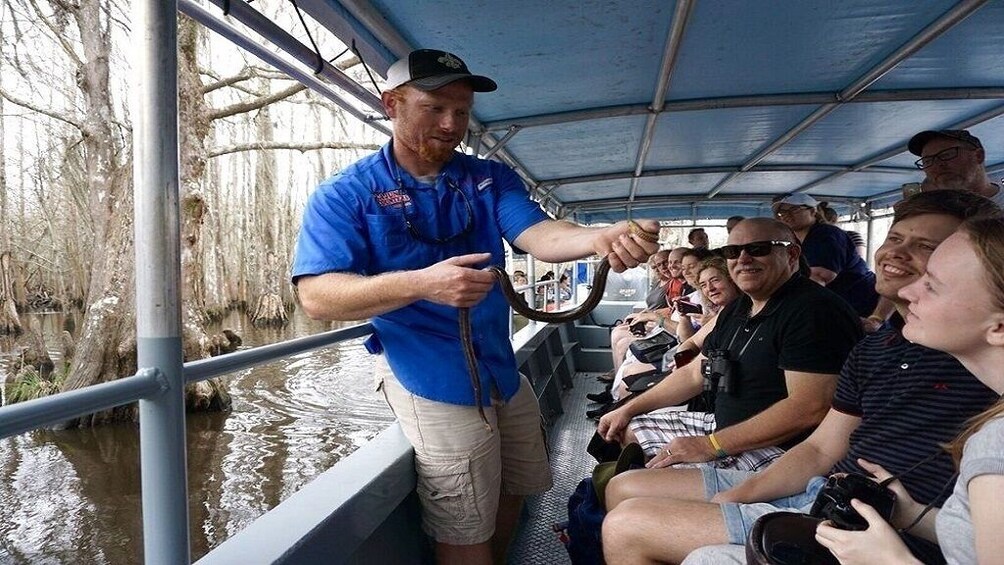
[0,85,82,131]
[23,0,83,67]
[202,68,254,94]
[209,82,307,121]
[208,140,380,158]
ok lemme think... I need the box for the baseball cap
[771,193,819,211]
[385,49,497,92]
[908,129,983,156]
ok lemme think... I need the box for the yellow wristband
[867,315,885,324]
[708,433,728,458]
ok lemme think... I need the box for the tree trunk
[0,38,21,335]
[248,99,288,327]
[56,0,141,426]
[177,16,232,411]
[0,253,23,335]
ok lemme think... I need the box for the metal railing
[0,322,376,563]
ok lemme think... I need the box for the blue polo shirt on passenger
[291,143,549,406]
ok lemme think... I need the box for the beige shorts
[375,356,553,545]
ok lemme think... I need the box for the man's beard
[418,141,457,165]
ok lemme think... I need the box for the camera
[629,320,648,336]
[701,349,734,394]
[809,473,897,531]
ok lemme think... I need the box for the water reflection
[0,310,393,564]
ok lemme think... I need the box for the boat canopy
[221,0,1004,223]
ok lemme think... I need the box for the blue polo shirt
[291,143,549,406]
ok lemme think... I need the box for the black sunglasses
[403,178,474,244]
[718,240,793,260]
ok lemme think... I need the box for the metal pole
[134,0,189,563]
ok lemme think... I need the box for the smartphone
[673,347,699,368]
[676,300,702,315]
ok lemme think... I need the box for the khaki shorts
[375,356,553,545]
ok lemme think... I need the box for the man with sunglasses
[605,194,1000,565]
[910,129,1003,205]
[598,218,860,471]
[290,49,659,565]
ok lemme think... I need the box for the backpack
[561,444,645,565]
[563,477,606,565]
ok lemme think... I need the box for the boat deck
[510,371,608,565]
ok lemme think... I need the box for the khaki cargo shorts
[375,356,553,545]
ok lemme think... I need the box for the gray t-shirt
[936,415,1004,564]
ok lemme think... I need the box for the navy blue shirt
[801,222,879,317]
[291,143,549,405]
[829,326,997,562]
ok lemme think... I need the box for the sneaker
[586,390,613,404]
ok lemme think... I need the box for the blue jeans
[701,467,828,545]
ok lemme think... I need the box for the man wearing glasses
[598,218,861,472]
[909,129,1003,205]
[290,49,659,565]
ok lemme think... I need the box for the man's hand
[645,435,717,468]
[597,407,632,443]
[594,220,661,272]
[417,253,496,308]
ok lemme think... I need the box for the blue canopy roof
[288,0,1004,223]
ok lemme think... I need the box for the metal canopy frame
[270,0,1004,222]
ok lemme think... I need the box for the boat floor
[509,371,609,565]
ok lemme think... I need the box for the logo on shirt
[374,189,412,208]
[477,178,493,192]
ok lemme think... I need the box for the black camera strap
[883,450,959,534]
[725,320,763,360]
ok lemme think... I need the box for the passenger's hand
[856,459,923,530]
[645,435,716,468]
[815,501,921,565]
[594,220,661,273]
[418,253,496,308]
[597,407,630,443]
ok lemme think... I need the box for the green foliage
[5,365,60,405]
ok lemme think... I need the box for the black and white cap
[385,49,497,92]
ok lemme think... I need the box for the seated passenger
[815,214,1004,565]
[688,227,710,250]
[773,193,880,317]
[596,218,862,474]
[609,256,741,405]
[674,248,716,341]
[820,202,866,258]
[604,191,1000,565]
[610,247,691,372]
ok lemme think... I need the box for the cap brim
[407,73,497,92]
[908,131,940,156]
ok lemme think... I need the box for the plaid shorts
[628,408,785,472]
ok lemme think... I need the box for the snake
[457,221,659,431]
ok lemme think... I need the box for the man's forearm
[297,271,420,320]
[725,440,837,502]
[514,220,603,262]
[714,396,828,456]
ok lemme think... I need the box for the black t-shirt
[702,274,863,447]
